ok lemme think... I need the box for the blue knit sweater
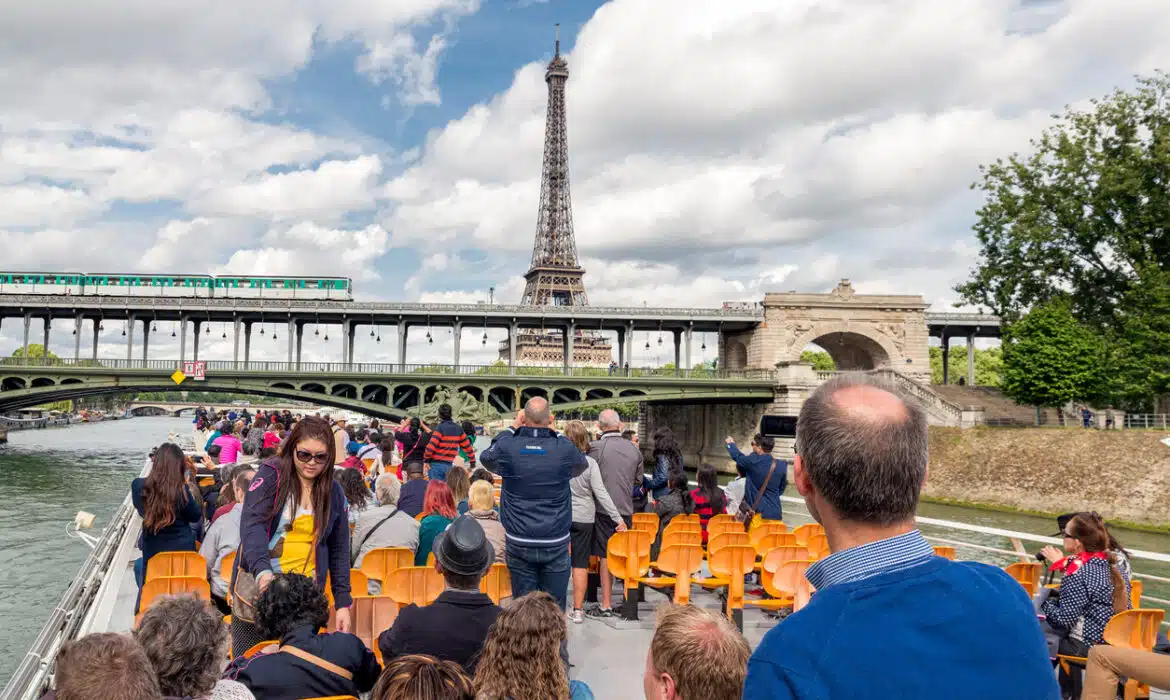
[743,556,1058,699]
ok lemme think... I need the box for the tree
[800,350,836,372]
[11,344,59,361]
[928,346,1003,386]
[957,73,1170,408]
[1000,301,1107,408]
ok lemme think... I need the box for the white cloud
[218,222,390,281]
[193,156,383,220]
[0,184,104,228]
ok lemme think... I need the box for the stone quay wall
[926,427,1170,528]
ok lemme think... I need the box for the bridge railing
[0,357,776,381]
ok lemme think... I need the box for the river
[0,417,1168,686]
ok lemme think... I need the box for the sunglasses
[295,449,329,465]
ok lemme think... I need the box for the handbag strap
[278,645,354,680]
[356,508,399,552]
[749,459,778,514]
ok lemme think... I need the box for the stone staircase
[930,384,1067,426]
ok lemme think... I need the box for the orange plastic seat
[932,545,956,560]
[349,569,370,597]
[1058,609,1164,698]
[754,532,798,558]
[663,519,701,536]
[146,551,208,581]
[640,544,704,604]
[1005,562,1043,596]
[240,640,279,659]
[673,513,701,527]
[805,533,828,556]
[749,521,789,547]
[479,563,512,604]
[705,544,757,629]
[791,523,824,546]
[304,696,360,700]
[810,545,831,561]
[708,531,751,557]
[707,513,737,530]
[350,595,399,664]
[757,545,809,587]
[136,576,211,626]
[219,551,237,604]
[661,529,702,550]
[632,512,659,532]
[359,547,416,589]
[385,566,444,607]
[748,558,814,612]
[707,518,744,542]
[198,477,216,488]
[1131,578,1143,610]
[606,530,653,619]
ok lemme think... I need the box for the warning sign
[182,361,207,381]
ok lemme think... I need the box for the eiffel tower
[502,29,612,367]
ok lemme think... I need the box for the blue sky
[1,0,1168,363]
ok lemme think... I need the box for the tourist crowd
[49,378,1168,699]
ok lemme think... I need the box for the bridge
[125,401,321,417]
[0,358,778,422]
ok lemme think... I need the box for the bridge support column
[192,320,201,361]
[91,319,99,361]
[142,321,150,362]
[508,322,518,376]
[179,316,188,363]
[233,317,241,364]
[453,321,463,367]
[295,322,303,368]
[564,323,575,374]
[673,329,682,376]
[243,323,252,368]
[684,324,693,374]
[73,317,82,361]
[397,321,408,371]
[940,332,950,385]
[626,321,636,373]
[341,317,350,366]
[966,332,976,386]
[41,318,50,366]
[345,319,355,366]
[617,326,626,368]
[287,318,296,365]
[126,316,135,362]
[22,314,30,360]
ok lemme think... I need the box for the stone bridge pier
[641,362,820,474]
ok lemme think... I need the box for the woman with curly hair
[228,573,380,700]
[646,428,683,501]
[473,592,594,700]
[415,481,457,566]
[233,416,354,655]
[337,467,373,525]
[135,595,254,699]
[370,654,474,700]
[132,443,202,594]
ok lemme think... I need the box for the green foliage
[34,400,73,412]
[10,344,59,360]
[800,350,836,372]
[957,73,1170,409]
[1000,301,1107,407]
[928,346,1003,386]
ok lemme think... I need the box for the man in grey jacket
[198,467,254,614]
[587,409,644,619]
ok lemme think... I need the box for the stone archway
[807,331,891,371]
[725,341,748,370]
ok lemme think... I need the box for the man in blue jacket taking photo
[481,397,588,611]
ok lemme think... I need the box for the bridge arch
[331,383,357,399]
[725,341,748,371]
[551,387,581,404]
[2,377,25,391]
[795,322,899,372]
[30,377,56,388]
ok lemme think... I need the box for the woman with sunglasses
[232,415,354,655]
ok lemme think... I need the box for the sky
[2,0,1169,366]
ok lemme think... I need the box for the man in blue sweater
[743,374,1058,700]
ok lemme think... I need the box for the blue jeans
[428,461,452,483]
[507,543,571,611]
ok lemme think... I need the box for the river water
[1,417,1168,686]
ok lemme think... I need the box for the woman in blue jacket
[132,443,202,594]
[645,428,683,501]
[232,415,353,655]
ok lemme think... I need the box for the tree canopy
[1000,301,1107,408]
[958,73,1170,409]
[10,344,58,360]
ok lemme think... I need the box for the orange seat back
[664,519,701,536]
[240,640,280,659]
[750,522,789,546]
[360,547,415,584]
[1005,562,1043,596]
[932,546,956,560]
[707,513,737,529]
[1104,609,1164,651]
[1130,579,1143,610]
[793,572,816,611]
[349,569,370,597]
[146,551,207,581]
[137,576,211,625]
[707,518,743,541]
[810,545,831,561]
[755,532,798,557]
[631,512,659,534]
[709,531,751,556]
[219,551,236,586]
[350,595,399,663]
[791,523,824,546]
[805,533,828,555]
[766,559,813,599]
[479,563,512,604]
[708,545,757,619]
[385,566,444,607]
[654,544,704,605]
[662,529,702,550]
[674,513,701,526]
[607,530,653,586]
[760,546,811,590]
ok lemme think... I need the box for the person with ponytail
[690,463,728,546]
[232,415,354,655]
[132,443,203,590]
[1039,512,1130,698]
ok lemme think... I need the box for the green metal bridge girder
[0,366,777,420]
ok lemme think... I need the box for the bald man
[743,374,1057,700]
[480,397,587,610]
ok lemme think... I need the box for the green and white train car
[0,273,352,300]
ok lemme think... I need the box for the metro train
[0,272,353,300]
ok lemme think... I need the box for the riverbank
[926,426,1170,528]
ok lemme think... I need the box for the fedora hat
[433,515,495,577]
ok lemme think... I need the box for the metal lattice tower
[521,28,588,307]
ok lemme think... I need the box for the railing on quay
[0,357,776,381]
[1125,414,1170,430]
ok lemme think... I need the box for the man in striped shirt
[424,403,476,482]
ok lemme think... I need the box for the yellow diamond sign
[171,369,186,385]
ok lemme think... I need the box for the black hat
[1052,512,1079,537]
[432,515,495,577]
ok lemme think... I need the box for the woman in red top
[690,463,727,545]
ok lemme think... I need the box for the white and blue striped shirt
[807,529,935,590]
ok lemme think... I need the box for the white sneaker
[568,608,584,624]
